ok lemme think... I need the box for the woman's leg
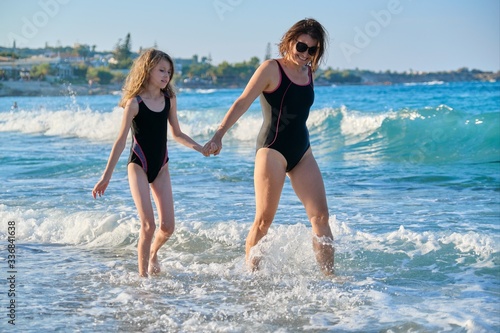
[128,163,156,277]
[288,149,334,275]
[246,148,287,270]
[149,164,175,275]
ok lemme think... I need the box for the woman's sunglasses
[295,42,318,56]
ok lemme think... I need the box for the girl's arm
[168,96,205,154]
[92,98,138,198]
[204,59,277,155]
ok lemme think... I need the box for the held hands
[202,138,222,156]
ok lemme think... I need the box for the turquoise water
[0,81,499,332]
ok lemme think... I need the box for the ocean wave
[5,208,496,333]
[179,88,218,94]
[2,205,497,267]
[0,107,124,142]
[404,80,445,86]
[1,104,498,163]
[307,106,500,164]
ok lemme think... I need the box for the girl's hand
[208,141,219,155]
[92,178,109,199]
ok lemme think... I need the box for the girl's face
[148,59,172,90]
[289,33,318,66]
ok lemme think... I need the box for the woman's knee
[310,210,330,228]
[252,216,273,234]
[315,210,330,221]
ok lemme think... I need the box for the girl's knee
[159,222,175,236]
[140,219,156,239]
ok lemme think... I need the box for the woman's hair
[119,48,176,107]
[278,18,329,72]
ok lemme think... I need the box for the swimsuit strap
[275,59,312,86]
[136,96,143,104]
[275,60,288,82]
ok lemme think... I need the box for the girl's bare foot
[148,254,161,276]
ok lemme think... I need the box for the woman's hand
[203,138,222,156]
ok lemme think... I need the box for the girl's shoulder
[122,96,140,117]
[165,91,176,102]
[127,96,141,107]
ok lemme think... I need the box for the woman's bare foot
[246,255,262,273]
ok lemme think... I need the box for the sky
[1,0,499,72]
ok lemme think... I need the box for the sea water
[0,81,499,332]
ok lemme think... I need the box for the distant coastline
[0,80,122,97]
[2,43,498,97]
[1,68,498,97]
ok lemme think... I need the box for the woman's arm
[204,59,278,155]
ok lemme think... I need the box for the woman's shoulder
[256,59,281,78]
[256,59,283,93]
[260,58,280,69]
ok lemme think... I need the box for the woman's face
[289,33,318,66]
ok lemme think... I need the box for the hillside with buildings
[1,42,498,97]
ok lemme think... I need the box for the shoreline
[1,78,498,98]
[0,80,122,97]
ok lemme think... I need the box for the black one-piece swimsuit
[256,60,314,172]
[128,95,170,183]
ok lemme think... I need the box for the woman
[203,18,334,274]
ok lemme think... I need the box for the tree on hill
[110,33,133,69]
[213,57,260,86]
[87,67,113,85]
[30,63,52,80]
[73,44,92,60]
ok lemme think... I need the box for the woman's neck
[282,56,307,73]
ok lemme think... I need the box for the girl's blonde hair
[119,48,176,107]
[278,18,328,72]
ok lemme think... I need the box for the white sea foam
[0,105,391,147]
[339,106,388,145]
[0,107,124,142]
[3,203,496,271]
[2,192,498,332]
[0,106,259,144]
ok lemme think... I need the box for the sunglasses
[295,41,318,56]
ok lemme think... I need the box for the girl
[92,49,215,277]
[203,19,335,275]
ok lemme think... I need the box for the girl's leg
[288,149,334,275]
[128,163,156,277]
[246,148,287,270]
[149,164,175,275]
